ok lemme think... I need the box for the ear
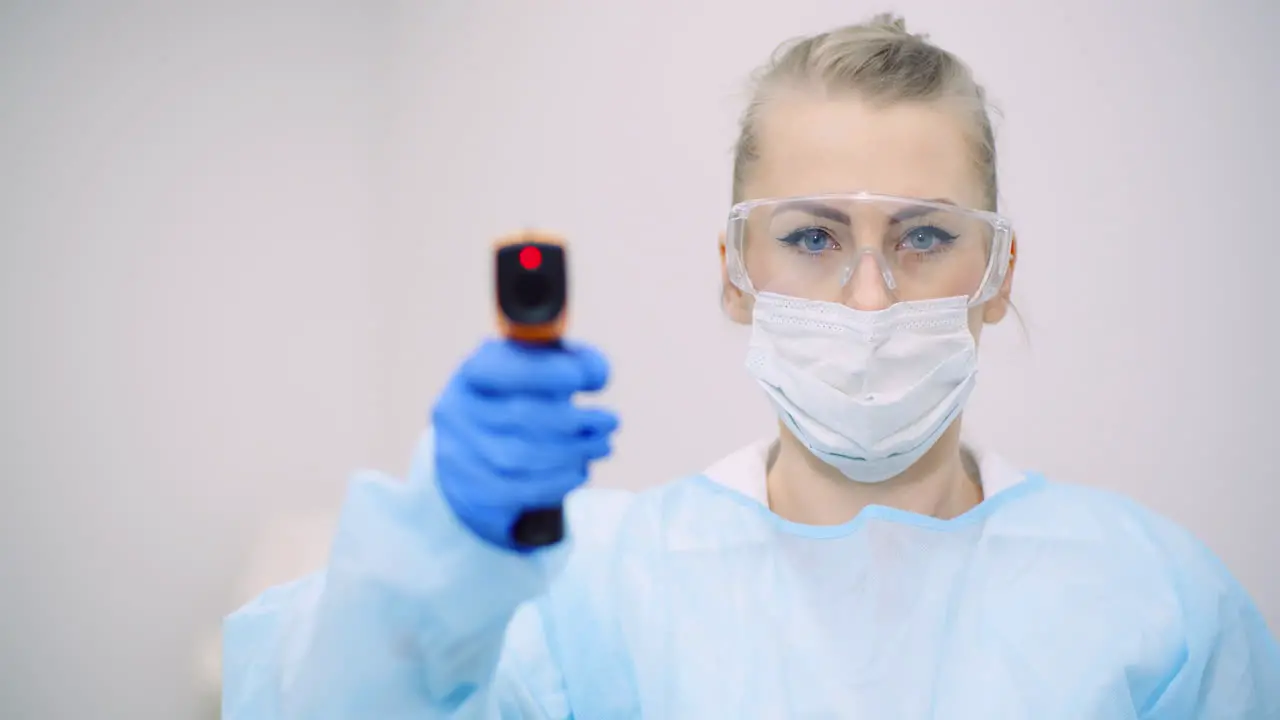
[719,232,753,324]
[981,234,1017,325]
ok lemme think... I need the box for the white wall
[0,2,386,717]
[3,1,1277,717]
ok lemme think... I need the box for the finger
[573,407,619,437]
[467,431,596,475]
[572,407,619,438]
[577,433,613,462]
[437,423,581,512]
[464,395,619,438]
[559,340,611,393]
[497,467,590,507]
[437,384,615,464]
[438,430,594,506]
[434,422,510,504]
[460,340,604,396]
[435,375,618,453]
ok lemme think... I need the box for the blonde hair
[731,13,998,209]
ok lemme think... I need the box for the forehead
[747,93,983,209]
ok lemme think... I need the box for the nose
[842,250,895,311]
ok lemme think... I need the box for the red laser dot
[519,246,542,270]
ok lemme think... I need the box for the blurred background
[2,0,1277,717]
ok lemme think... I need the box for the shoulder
[1012,478,1223,570]
[1004,477,1255,629]
[1022,479,1280,714]
[998,478,1206,570]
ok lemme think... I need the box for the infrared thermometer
[494,231,569,548]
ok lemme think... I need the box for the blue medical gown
[222,432,1280,718]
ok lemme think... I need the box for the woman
[223,14,1279,718]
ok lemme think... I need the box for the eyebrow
[773,197,960,225]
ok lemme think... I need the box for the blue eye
[779,227,836,254]
[900,226,957,253]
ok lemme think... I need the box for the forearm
[222,431,570,719]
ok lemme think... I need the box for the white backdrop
[3,1,1277,717]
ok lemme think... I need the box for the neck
[765,421,981,525]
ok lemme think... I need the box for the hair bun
[870,13,913,36]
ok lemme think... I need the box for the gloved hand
[433,338,619,551]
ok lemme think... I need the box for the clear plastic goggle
[725,192,1014,306]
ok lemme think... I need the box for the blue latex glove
[433,338,619,550]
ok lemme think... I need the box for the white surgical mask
[745,292,978,483]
